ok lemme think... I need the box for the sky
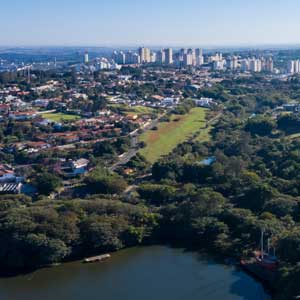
[1,0,300,47]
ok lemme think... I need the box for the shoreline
[0,243,273,298]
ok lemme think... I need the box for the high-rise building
[213,60,225,70]
[195,48,204,66]
[138,47,151,63]
[126,51,140,64]
[249,58,262,72]
[264,57,274,73]
[287,60,295,74]
[241,59,249,72]
[84,51,89,64]
[164,48,173,64]
[150,52,157,63]
[112,51,126,64]
[187,48,196,65]
[156,50,165,64]
[287,60,300,74]
[183,53,193,66]
[227,56,238,70]
[180,48,188,56]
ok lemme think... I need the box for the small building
[0,183,22,194]
[9,111,38,121]
[59,158,90,177]
[194,97,216,108]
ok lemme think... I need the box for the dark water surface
[0,246,270,300]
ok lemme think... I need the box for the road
[110,110,223,172]
[110,115,163,171]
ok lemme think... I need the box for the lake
[0,246,270,300]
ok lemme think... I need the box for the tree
[84,168,127,194]
[245,116,275,136]
[35,172,62,195]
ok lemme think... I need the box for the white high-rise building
[213,60,225,70]
[139,47,151,63]
[126,51,140,64]
[287,60,300,74]
[249,58,262,72]
[187,48,196,65]
[112,51,126,64]
[264,57,274,73]
[241,59,249,72]
[164,48,173,64]
[195,48,204,66]
[156,50,165,64]
[227,56,238,70]
[183,53,193,66]
[150,52,157,63]
[287,60,295,74]
[84,51,89,64]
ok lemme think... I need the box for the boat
[240,229,279,286]
[83,254,111,263]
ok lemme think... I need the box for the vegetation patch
[109,104,157,116]
[139,107,210,163]
[42,112,81,122]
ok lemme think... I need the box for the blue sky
[1,0,300,46]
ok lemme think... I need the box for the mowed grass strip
[109,104,156,116]
[193,125,212,143]
[140,107,209,163]
[42,113,81,122]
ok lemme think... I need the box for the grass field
[42,113,81,122]
[109,104,157,116]
[139,107,210,163]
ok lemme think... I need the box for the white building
[183,53,193,66]
[195,48,204,66]
[84,51,89,64]
[125,51,141,64]
[113,51,126,64]
[249,58,262,72]
[138,47,151,63]
[287,60,300,74]
[227,56,238,70]
[156,50,165,64]
[213,60,226,70]
[164,48,173,64]
[241,59,249,72]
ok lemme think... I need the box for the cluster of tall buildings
[112,47,204,67]
[239,57,274,73]
[84,48,277,74]
[287,60,300,74]
[214,56,274,73]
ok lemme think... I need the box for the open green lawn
[42,113,81,122]
[139,107,211,163]
[109,104,157,116]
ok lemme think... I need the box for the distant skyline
[2,0,300,47]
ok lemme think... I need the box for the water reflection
[0,246,270,300]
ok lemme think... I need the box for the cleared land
[42,113,81,122]
[139,107,211,163]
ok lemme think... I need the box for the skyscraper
[188,48,196,65]
[138,47,151,63]
[156,50,166,64]
[264,57,274,73]
[84,51,89,64]
[112,51,126,64]
[125,51,141,65]
[164,48,173,64]
[195,48,204,66]
[183,53,193,66]
[227,56,238,70]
